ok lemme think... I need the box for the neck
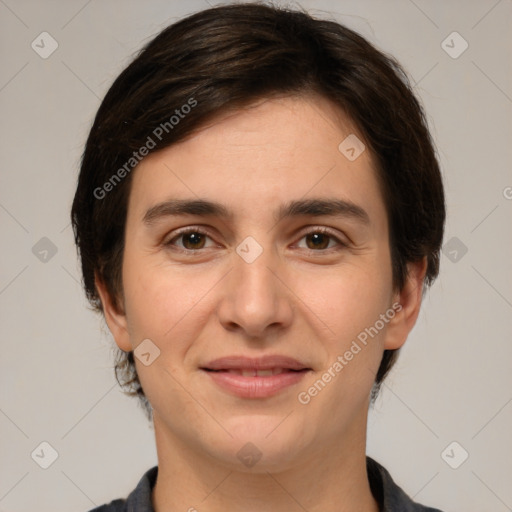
[151,413,379,512]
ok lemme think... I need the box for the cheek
[121,259,214,409]
[122,255,230,381]
[292,273,392,440]
[294,260,391,345]
[122,255,205,348]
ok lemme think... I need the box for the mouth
[200,355,312,398]
[202,354,310,372]
[203,368,307,376]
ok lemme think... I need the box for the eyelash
[164,226,348,254]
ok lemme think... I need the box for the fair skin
[96,94,426,512]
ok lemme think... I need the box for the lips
[202,355,310,372]
[215,368,294,377]
[200,355,312,398]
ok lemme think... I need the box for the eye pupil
[183,232,205,249]
[306,232,329,250]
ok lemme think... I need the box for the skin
[96,94,426,512]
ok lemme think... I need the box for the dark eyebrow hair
[142,198,370,226]
[276,198,370,224]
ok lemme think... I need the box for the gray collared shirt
[89,456,444,512]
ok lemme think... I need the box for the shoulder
[367,456,445,512]
[85,466,159,512]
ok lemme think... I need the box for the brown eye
[305,232,331,250]
[165,228,213,251]
[181,232,206,250]
[297,228,345,251]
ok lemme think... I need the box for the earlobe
[94,272,132,352]
[383,258,428,351]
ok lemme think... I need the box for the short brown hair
[71,2,445,418]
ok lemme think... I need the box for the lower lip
[202,369,309,398]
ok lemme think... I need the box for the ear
[383,257,428,350]
[95,272,132,352]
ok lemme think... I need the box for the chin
[206,414,311,473]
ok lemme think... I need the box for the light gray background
[1,1,511,511]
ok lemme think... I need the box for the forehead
[127,94,387,229]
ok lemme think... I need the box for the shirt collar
[122,456,442,512]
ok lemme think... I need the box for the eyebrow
[142,198,370,226]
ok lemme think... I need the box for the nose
[216,241,294,339]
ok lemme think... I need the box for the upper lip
[202,355,310,371]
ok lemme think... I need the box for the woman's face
[100,94,416,472]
